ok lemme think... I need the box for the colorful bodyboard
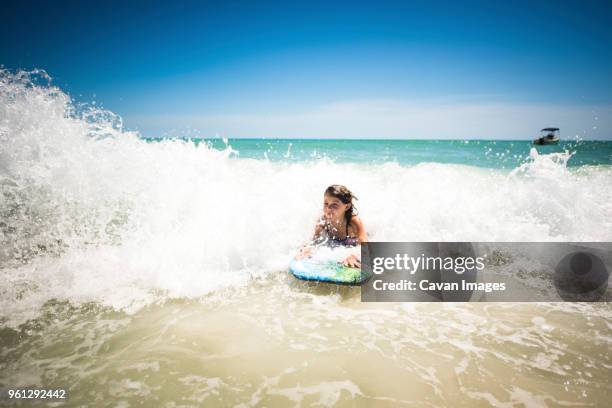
[289,258,367,284]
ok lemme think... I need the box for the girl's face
[323,194,350,223]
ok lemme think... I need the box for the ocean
[173,138,612,169]
[1,70,611,406]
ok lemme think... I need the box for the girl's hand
[342,254,361,268]
[296,246,314,259]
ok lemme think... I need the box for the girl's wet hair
[324,184,358,225]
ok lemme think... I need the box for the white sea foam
[1,70,611,325]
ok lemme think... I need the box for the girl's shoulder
[349,214,363,224]
[348,215,365,231]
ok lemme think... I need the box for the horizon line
[138,136,606,141]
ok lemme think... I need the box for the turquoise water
[143,138,612,168]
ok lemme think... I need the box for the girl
[298,185,368,268]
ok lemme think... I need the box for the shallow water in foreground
[1,274,610,407]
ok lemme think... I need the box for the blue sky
[2,0,611,138]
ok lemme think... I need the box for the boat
[533,128,560,145]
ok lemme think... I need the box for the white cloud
[128,100,611,139]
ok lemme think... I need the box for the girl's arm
[312,221,325,242]
[343,217,368,267]
[296,218,325,259]
[349,216,368,243]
